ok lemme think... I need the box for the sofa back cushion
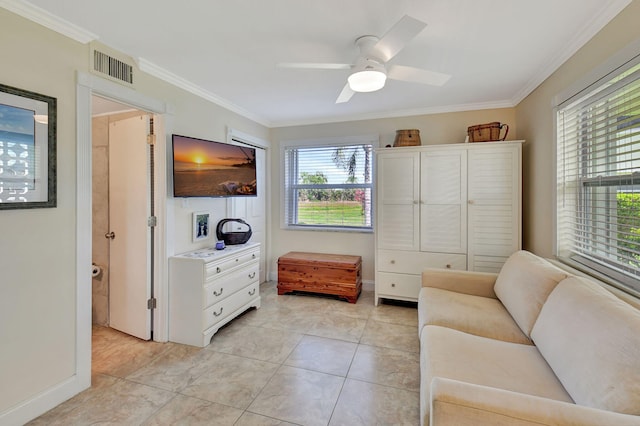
[531,277,640,415]
[494,251,568,336]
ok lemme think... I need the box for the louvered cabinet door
[376,151,420,251]
[420,148,467,255]
[467,144,522,272]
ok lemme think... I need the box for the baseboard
[0,374,89,426]
[362,279,374,291]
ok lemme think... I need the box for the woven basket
[216,218,252,245]
[393,129,421,147]
[467,122,509,142]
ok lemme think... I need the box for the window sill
[282,224,373,234]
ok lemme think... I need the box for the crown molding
[510,0,632,105]
[136,57,271,128]
[137,54,515,129]
[0,0,97,43]
[270,100,516,128]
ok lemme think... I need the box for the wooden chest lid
[278,251,361,268]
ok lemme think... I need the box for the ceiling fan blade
[336,83,355,103]
[277,62,352,70]
[373,15,427,62]
[388,65,451,86]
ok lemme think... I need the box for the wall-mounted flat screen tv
[172,134,257,197]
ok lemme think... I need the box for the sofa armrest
[430,377,640,426]
[422,268,498,299]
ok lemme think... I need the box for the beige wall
[0,8,268,422]
[269,108,517,281]
[515,0,640,257]
[0,9,86,415]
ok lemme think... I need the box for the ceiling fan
[278,15,451,104]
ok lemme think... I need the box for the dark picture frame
[0,83,56,209]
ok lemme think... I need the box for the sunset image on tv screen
[172,135,257,197]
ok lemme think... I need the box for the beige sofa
[418,250,640,426]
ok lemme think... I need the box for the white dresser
[169,242,260,347]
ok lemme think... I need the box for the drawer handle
[248,288,256,296]
[390,260,395,264]
[248,272,256,279]
[213,307,224,317]
[391,283,396,287]
[216,267,221,273]
[446,264,451,269]
[213,288,223,297]
[252,253,256,259]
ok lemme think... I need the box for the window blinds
[283,143,373,229]
[556,62,640,292]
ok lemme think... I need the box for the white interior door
[229,146,267,282]
[108,114,151,340]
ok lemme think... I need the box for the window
[283,138,375,231]
[556,60,640,294]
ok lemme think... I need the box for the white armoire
[374,140,524,305]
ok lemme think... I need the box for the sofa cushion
[420,325,573,424]
[493,251,568,337]
[430,377,640,426]
[418,287,532,345]
[531,277,640,415]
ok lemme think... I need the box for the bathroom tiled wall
[92,116,110,325]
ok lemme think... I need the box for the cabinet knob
[235,258,239,262]
[248,288,256,296]
[216,267,221,273]
[213,307,224,317]
[213,288,223,297]
[248,272,256,279]
[391,283,396,287]
[390,260,395,264]
[252,254,256,259]
[446,264,451,269]
[468,200,475,205]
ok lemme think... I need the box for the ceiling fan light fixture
[348,69,387,92]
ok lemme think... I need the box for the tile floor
[29,282,420,425]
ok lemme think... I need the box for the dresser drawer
[203,281,259,330]
[203,262,259,307]
[377,250,466,273]
[376,272,421,300]
[205,249,259,277]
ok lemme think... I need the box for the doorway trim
[76,72,172,377]
[227,128,270,280]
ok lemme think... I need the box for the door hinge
[147,298,157,310]
[147,134,156,145]
[148,216,157,227]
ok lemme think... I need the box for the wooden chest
[277,252,362,303]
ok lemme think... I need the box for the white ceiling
[4,0,632,127]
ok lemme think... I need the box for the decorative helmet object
[216,218,252,245]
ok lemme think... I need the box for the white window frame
[280,135,378,232]
[554,41,640,296]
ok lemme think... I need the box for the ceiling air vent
[93,50,134,85]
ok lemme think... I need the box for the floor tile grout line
[37,284,420,424]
